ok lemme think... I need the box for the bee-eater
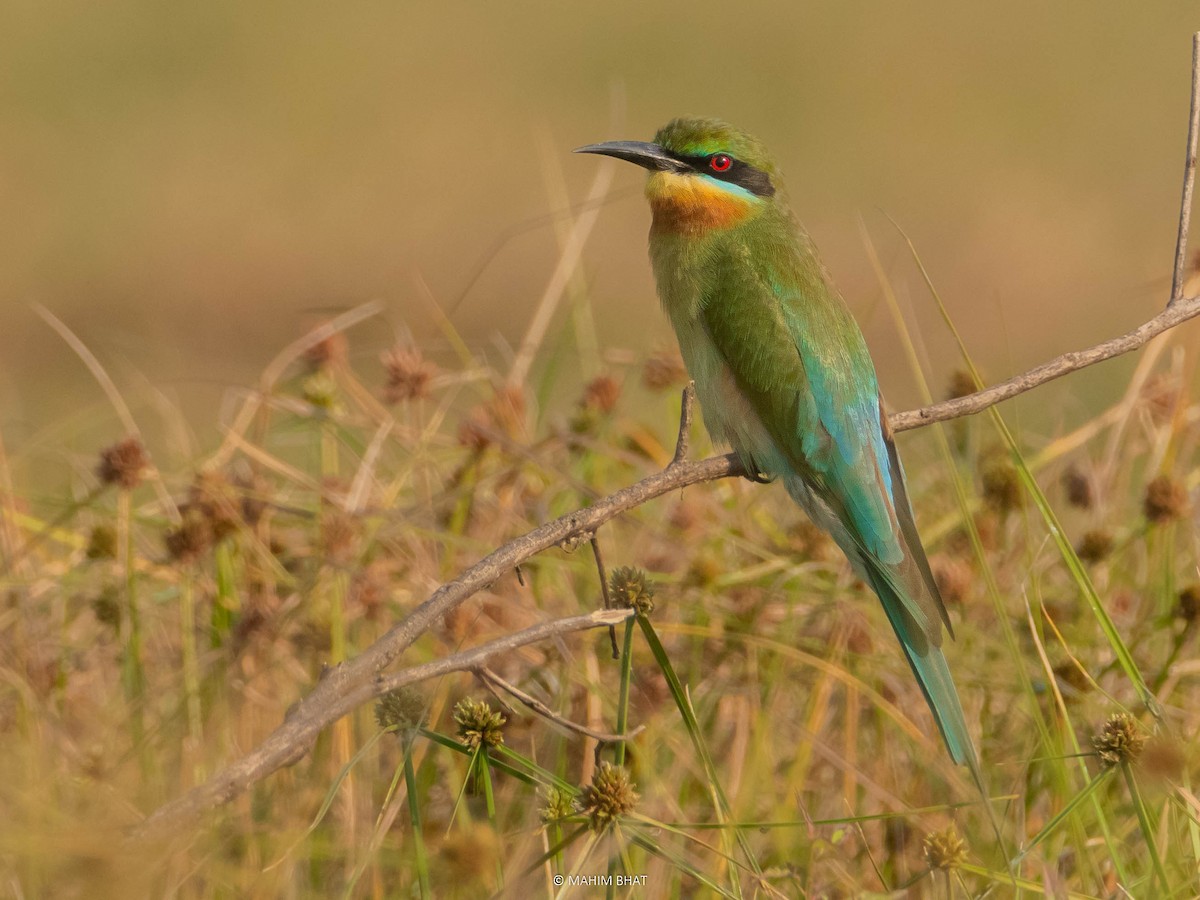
[577,117,976,769]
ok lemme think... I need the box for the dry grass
[1,306,1198,899]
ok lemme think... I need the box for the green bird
[577,117,976,769]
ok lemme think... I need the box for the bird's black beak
[573,140,685,173]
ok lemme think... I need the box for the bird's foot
[742,469,774,484]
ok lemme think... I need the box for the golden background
[2,2,1195,450]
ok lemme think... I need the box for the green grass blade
[638,616,757,892]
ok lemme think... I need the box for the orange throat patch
[646,172,757,235]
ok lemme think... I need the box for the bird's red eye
[709,154,733,173]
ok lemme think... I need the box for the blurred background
[1,1,1197,459]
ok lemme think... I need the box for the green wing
[698,234,948,643]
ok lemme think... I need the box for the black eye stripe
[673,153,776,198]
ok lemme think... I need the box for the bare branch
[672,382,696,465]
[133,287,1200,837]
[1170,32,1200,307]
[475,665,645,744]
[589,534,621,658]
[133,608,633,838]
[889,293,1200,432]
[136,236,1200,847]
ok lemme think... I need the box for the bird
[576,117,977,770]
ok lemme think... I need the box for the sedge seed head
[453,698,506,750]
[609,566,655,615]
[1144,475,1188,525]
[641,349,688,392]
[578,762,639,831]
[1092,712,1147,767]
[923,826,968,871]
[303,331,348,372]
[374,687,426,738]
[91,585,121,630]
[1076,529,1114,565]
[1178,584,1200,623]
[96,437,148,491]
[1061,465,1095,510]
[978,447,1022,514]
[189,471,243,541]
[301,370,341,411]
[540,787,576,824]
[85,525,117,560]
[945,369,977,401]
[930,554,971,606]
[164,507,214,564]
[581,375,621,414]
[381,345,437,404]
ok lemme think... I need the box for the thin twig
[672,382,696,465]
[1170,32,1200,307]
[589,535,620,659]
[475,666,644,744]
[889,293,1200,432]
[133,608,633,838]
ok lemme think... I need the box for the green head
[576,117,782,234]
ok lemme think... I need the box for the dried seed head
[945,369,977,401]
[1144,475,1188,524]
[489,385,527,437]
[609,566,655,616]
[303,330,348,371]
[86,525,117,560]
[458,386,528,447]
[96,437,148,491]
[923,826,968,871]
[453,698,506,750]
[381,345,437,404]
[91,585,121,630]
[457,407,493,451]
[978,447,1022,514]
[641,349,688,392]
[582,375,621,414]
[350,562,390,620]
[1092,712,1147,767]
[1178,584,1200,623]
[686,554,722,588]
[1076,529,1115,565]
[374,687,426,739]
[540,787,576,824]
[578,762,639,831]
[189,471,243,541]
[930,554,972,606]
[1061,465,1094,510]
[165,507,214,564]
[235,473,270,527]
[1141,372,1179,424]
[319,508,361,566]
